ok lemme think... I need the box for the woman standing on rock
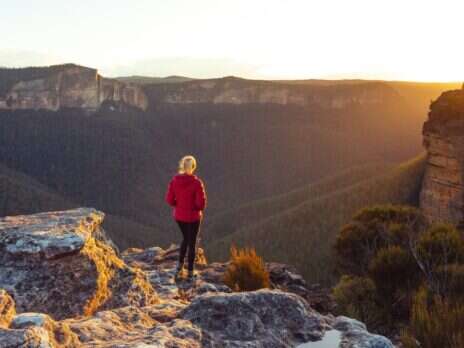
[165,155,207,280]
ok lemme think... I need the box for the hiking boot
[175,264,184,278]
[187,270,197,281]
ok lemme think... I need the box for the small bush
[368,245,420,325]
[223,246,270,292]
[417,224,464,268]
[435,263,464,301]
[369,245,420,297]
[335,222,381,276]
[332,275,383,329]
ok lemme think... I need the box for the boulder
[0,326,52,348]
[0,311,80,348]
[334,316,394,348]
[181,289,329,347]
[10,312,81,347]
[267,262,335,313]
[0,208,158,319]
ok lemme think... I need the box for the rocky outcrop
[0,208,158,319]
[181,290,328,346]
[0,64,148,111]
[420,86,464,225]
[0,208,393,347]
[99,77,148,111]
[146,77,398,109]
[333,317,394,348]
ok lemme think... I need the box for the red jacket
[165,174,207,222]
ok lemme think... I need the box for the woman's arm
[195,180,207,211]
[165,180,176,207]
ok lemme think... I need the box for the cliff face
[0,65,402,112]
[0,64,148,111]
[146,78,399,109]
[420,86,464,225]
[0,208,394,347]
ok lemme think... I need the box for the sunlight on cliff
[81,238,124,316]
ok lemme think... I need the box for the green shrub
[417,224,464,269]
[369,245,420,296]
[335,205,464,337]
[332,275,383,329]
[368,245,420,325]
[435,263,464,301]
[335,205,424,276]
[335,222,382,276]
[405,288,464,348]
[223,246,270,292]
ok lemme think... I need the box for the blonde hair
[178,155,197,175]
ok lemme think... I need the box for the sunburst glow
[1,0,463,81]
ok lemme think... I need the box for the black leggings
[176,220,201,272]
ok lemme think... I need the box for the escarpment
[145,77,400,109]
[420,86,464,225]
[0,208,394,347]
[0,65,403,113]
[0,64,148,111]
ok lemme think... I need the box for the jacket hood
[173,174,198,187]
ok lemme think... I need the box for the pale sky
[1,0,463,81]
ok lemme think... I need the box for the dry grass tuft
[400,288,464,348]
[223,246,270,292]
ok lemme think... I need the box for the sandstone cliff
[420,86,464,225]
[0,208,393,347]
[0,65,403,112]
[0,64,148,111]
[145,77,399,109]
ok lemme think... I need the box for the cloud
[101,57,262,79]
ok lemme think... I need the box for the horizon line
[0,62,462,85]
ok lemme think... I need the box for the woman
[165,155,207,280]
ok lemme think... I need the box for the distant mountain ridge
[0,63,459,113]
[143,76,401,110]
[0,64,148,111]
[116,75,194,85]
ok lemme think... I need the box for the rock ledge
[0,209,393,347]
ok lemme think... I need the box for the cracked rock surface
[0,208,393,347]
